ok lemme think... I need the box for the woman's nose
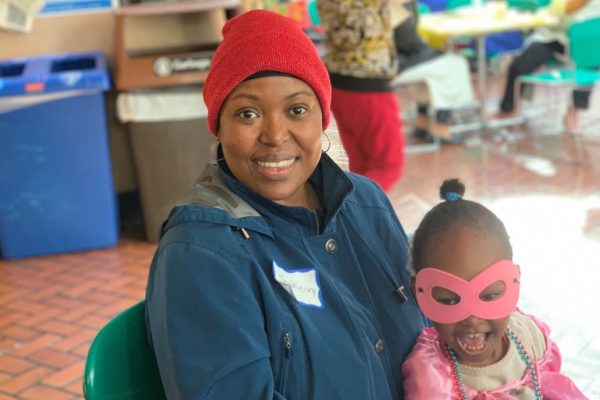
[259,114,290,146]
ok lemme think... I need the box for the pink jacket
[401,313,588,399]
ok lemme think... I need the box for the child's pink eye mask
[415,259,520,324]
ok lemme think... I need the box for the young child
[402,178,587,399]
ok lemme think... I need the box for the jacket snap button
[375,339,384,353]
[325,239,337,253]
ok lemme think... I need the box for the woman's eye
[238,110,258,119]
[290,106,307,116]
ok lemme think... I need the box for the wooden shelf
[116,0,241,17]
[114,0,241,91]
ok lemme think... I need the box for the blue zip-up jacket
[146,153,428,399]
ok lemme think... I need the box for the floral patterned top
[318,0,398,90]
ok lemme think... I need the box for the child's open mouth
[456,332,489,355]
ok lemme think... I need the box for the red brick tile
[77,290,122,305]
[55,304,102,323]
[18,308,65,328]
[19,384,76,400]
[45,296,86,311]
[0,355,34,374]
[0,366,54,394]
[121,284,146,298]
[42,360,85,388]
[27,284,70,302]
[65,381,84,397]
[2,325,41,341]
[0,288,32,306]
[5,300,49,316]
[10,334,62,358]
[94,298,140,318]
[0,372,12,384]
[97,275,139,291]
[37,320,81,336]
[82,269,123,282]
[0,338,18,354]
[49,274,86,286]
[51,330,97,353]
[0,310,28,330]
[0,393,18,400]
[28,348,80,369]
[61,281,98,299]
[75,315,110,331]
[71,343,92,358]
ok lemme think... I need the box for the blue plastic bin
[0,51,119,259]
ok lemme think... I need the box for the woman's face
[420,226,512,367]
[218,75,323,208]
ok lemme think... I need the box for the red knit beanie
[203,10,331,135]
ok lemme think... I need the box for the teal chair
[83,301,167,400]
[515,17,600,161]
[519,17,600,87]
[507,0,550,12]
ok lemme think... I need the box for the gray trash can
[117,86,216,242]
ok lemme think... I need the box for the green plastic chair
[507,0,550,12]
[519,17,600,87]
[83,301,167,400]
[514,17,600,162]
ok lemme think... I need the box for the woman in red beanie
[146,9,427,400]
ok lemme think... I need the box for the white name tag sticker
[273,261,323,309]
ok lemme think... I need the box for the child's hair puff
[411,178,513,272]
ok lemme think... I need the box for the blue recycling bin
[0,51,119,259]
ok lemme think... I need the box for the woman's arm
[147,242,279,399]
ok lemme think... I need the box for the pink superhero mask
[414,259,520,324]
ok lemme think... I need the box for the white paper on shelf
[0,0,44,33]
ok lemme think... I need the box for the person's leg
[498,41,564,113]
[413,103,431,137]
[331,87,404,191]
[428,109,452,139]
[565,88,592,132]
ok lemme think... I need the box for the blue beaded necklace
[445,327,543,399]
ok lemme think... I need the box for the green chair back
[570,17,600,69]
[507,0,550,12]
[447,0,474,10]
[83,301,167,400]
[417,2,432,15]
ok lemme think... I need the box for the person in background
[318,0,405,192]
[391,0,475,140]
[145,9,428,399]
[492,0,600,132]
[402,178,587,398]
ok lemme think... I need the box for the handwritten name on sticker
[273,261,323,308]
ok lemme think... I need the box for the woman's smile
[254,156,298,179]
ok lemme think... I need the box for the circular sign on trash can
[153,56,212,77]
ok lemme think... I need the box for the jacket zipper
[279,330,292,394]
